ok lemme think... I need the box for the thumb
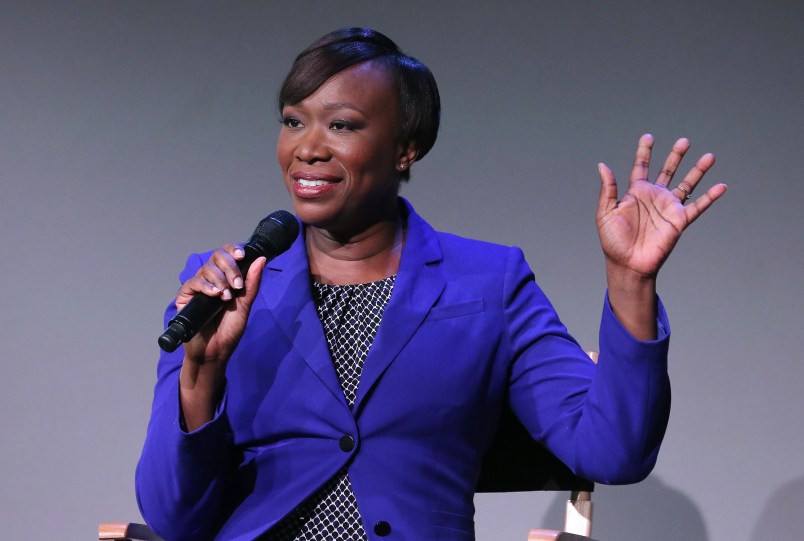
[597,162,619,217]
[240,257,267,307]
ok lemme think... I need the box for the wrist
[179,358,226,431]
[605,258,657,287]
[605,260,658,341]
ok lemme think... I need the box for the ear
[395,140,419,172]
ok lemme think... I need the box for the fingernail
[211,285,221,293]
[222,289,232,301]
[234,277,244,289]
[234,248,245,258]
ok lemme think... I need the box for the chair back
[476,404,594,494]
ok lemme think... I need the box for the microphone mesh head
[252,210,300,255]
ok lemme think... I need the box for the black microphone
[158,210,300,352]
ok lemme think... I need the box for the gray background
[1,1,802,540]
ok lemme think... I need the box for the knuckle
[197,264,226,287]
[181,276,208,296]
[210,249,238,273]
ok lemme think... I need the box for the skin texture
[174,64,727,431]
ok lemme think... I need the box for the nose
[295,125,330,164]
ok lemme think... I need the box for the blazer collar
[257,198,446,412]
[354,199,445,412]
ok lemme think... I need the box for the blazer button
[339,435,355,452]
[373,520,391,536]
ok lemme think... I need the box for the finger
[240,257,267,306]
[597,162,619,215]
[630,133,654,185]
[176,275,226,310]
[222,243,245,261]
[655,138,690,188]
[197,258,234,298]
[210,247,245,291]
[684,183,728,224]
[672,152,716,202]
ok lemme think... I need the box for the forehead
[292,60,397,115]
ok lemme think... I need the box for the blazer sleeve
[504,247,671,484]
[135,253,235,541]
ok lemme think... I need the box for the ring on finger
[676,182,692,200]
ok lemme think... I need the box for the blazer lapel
[353,202,445,413]
[259,231,347,407]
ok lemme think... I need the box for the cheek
[276,138,290,170]
[343,140,397,176]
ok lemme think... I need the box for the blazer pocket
[425,299,485,322]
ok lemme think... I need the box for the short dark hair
[278,27,441,181]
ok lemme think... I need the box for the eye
[330,120,355,131]
[281,116,302,129]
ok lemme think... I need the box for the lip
[290,170,342,199]
[291,171,342,182]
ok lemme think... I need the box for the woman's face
[277,61,415,236]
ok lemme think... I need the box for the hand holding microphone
[158,211,300,355]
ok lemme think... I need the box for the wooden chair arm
[99,523,129,540]
[528,531,598,541]
[99,522,164,541]
[528,529,563,541]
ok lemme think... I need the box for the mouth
[290,171,341,198]
[296,178,334,187]
[292,171,341,185]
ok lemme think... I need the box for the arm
[504,248,670,485]
[176,245,266,430]
[135,249,265,541]
[508,135,726,483]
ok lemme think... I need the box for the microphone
[158,210,300,352]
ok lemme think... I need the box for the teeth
[297,178,330,187]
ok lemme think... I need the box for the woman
[136,28,727,541]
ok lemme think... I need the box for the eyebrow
[322,102,367,115]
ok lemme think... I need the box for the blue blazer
[136,199,670,541]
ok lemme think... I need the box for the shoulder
[403,197,526,272]
[429,228,535,289]
[435,230,519,267]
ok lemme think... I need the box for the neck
[306,214,405,285]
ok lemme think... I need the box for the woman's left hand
[596,134,728,279]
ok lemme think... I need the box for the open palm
[596,134,728,278]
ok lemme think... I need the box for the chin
[291,201,339,229]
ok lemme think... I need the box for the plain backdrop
[1,1,802,540]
